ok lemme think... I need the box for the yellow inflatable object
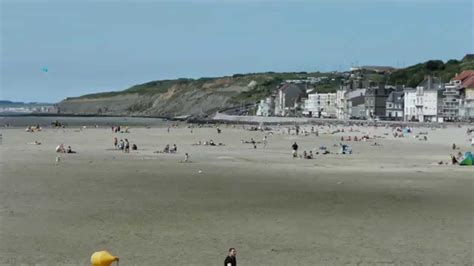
[91,250,119,266]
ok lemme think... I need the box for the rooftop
[463,76,474,88]
[451,70,474,88]
[346,88,366,99]
[417,76,443,90]
[387,91,404,103]
[451,70,474,82]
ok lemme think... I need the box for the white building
[442,80,462,121]
[404,76,443,122]
[346,88,366,119]
[256,97,274,117]
[274,83,307,116]
[404,88,417,121]
[336,89,347,119]
[303,92,337,118]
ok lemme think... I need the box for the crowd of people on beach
[290,140,352,159]
[18,119,473,167]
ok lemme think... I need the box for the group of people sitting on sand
[415,135,428,141]
[242,138,258,149]
[56,144,75,154]
[112,126,130,134]
[340,135,371,142]
[114,137,137,152]
[25,125,41,132]
[192,140,225,146]
[393,132,405,138]
[450,151,465,165]
[318,145,331,154]
[434,143,466,165]
[155,144,178,154]
[291,142,338,159]
[246,126,271,131]
[393,126,413,133]
[51,120,65,128]
[301,150,314,159]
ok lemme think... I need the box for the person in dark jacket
[224,248,237,266]
[292,142,298,158]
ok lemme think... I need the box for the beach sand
[0,124,473,265]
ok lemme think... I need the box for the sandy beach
[0,122,473,265]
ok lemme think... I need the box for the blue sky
[1,0,472,102]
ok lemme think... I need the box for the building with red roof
[447,70,474,120]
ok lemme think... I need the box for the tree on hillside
[425,60,444,71]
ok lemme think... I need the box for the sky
[1,0,472,102]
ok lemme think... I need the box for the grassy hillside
[388,56,474,87]
[68,72,343,102]
[59,56,473,117]
[70,79,195,99]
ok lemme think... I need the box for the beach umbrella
[91,250,119,266]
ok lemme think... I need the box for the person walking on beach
[292,142,298,158]
[113,137,118,149]
[124,139,130,153]
[224,248,237,266]
[263,135,268,149]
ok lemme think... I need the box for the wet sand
[0,124,473,265]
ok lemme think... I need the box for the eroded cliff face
[57,76,254,117]
[57,94,144,116]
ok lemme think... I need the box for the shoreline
[2,113,473,127]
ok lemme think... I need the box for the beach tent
[91,251,119,266]
[459,152,473,166]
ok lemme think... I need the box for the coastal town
[0,101,56,115]
[255,59,474,123]
[2,0,474,264]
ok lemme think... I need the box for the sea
[0,115,168,127]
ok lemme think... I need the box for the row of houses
[256,82,338,118]
[256,70,474,122]
[338,71,474,122]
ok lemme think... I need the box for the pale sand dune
[0,124,473,265]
